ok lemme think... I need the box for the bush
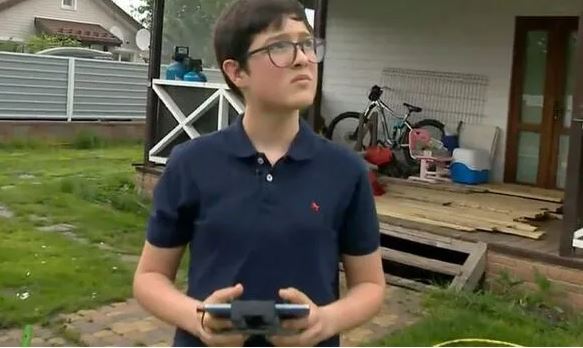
[60,174,150,215]
[70,131,106,149]
[0,41,23,53]
[0,137,46,149]
[25,34,81,53]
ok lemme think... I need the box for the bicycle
[325,85,446,167]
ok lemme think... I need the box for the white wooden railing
[148,79,244,165]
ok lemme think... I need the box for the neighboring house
[0,0,144,62]
[319,0,580,189]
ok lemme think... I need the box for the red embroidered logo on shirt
[311,201,320,213]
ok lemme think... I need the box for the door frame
[560,12,583,256]
[505,16,579,188]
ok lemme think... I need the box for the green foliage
[490,268,563,319]
[133,0,154,29]
[371,287,583,347]
[0,137,47,150]
[0,41,23,53]
[0,135,143,150]
[25,34,82,53]
[370,268,583,347]
[59,174,150,216]
[70,130,106,150]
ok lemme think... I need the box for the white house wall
[0,0,140,59]
[321,0,581,182]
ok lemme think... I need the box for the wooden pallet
[380,223,487,292]
[374,182,560,239]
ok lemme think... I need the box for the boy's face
[242,17,317,112]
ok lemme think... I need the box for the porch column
[311,0,328,132]
[143,0,165,165]
[560,7,583,256]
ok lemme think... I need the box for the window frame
[61,0,77,11]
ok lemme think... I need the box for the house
[0,0,144,62]
[317,0,580,190]
[309,0,583,288]
[137,0,583,309]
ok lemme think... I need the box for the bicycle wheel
[401,119,446,166]
[325,112,373,150]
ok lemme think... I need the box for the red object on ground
[368,170,386,196]
[365,146,393,166]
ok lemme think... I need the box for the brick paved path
[0,283,421,347]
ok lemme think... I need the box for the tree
[133,0,232,68]
[133,0,154,29]
[25,34,82,53]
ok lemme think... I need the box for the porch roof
[34,18,123,46]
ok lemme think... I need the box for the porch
[374,177,575,260]
[137,0,583,304]
[368,176,583,308]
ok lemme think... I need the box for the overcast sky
[112,0,140,17]
[112,0,315,26]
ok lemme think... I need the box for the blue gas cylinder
[166,61,187,80]
[184,71,207,82]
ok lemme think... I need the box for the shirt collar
[223,115,318,161]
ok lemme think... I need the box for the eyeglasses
[246,37,326,68]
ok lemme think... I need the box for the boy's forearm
[322,282,385,335]
[133,272,201,336]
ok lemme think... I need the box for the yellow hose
[433,338,522,347]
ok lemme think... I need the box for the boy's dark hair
[213,0,312,98]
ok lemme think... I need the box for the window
[120,53,133,62]
[113,52,133,62]
[89,44,105,51]
[61,0,76,10]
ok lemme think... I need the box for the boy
[133,0,385,346]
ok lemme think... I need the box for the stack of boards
[375,178,563,240]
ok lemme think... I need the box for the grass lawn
[372,285,583,347]
[0,139,154,328]
[2,137,583,347]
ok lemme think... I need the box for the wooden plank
[379,223,476,253]
[481,183,564,203]
[385,274,434,292]
[376,206,476,232]
[380,176,479,193]
[381,247,462,276]
[450,242,487,291]
[381,221,488,292]
[375,197,545,239]
[384,183,560,220]
[385,181,562,212]
[379,208,546,241]
[386,189,548,228]
[390,198,540,233]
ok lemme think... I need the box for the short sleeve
[339,167,380,256]
[146,144,199,248]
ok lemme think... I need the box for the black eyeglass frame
[244,37,326,68]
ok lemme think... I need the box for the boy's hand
[195,284,248,347]
[268,288,336,347]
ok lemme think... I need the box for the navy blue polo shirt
[146,115,380,347]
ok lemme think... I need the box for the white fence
[0,51,224,121]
